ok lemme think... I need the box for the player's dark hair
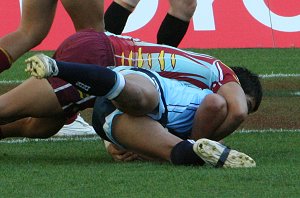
[231,66,263,112]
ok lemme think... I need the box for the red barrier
[0,0,299,50]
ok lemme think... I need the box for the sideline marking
[292,91,300,96]
[238,129,300,133]
[260,73,300,78]
[0,80,23,84]
[1,135,101,144]
[1,130,299,144]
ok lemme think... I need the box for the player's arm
[191,82,248,141]
[213,82,248,140]
[104,140,157,162]
[104,140,140,162]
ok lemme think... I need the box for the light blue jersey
[102,67,213,147]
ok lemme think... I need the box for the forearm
[212,82,248,140]
[212,112,246,141]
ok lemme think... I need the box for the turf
[1,132,299,197]
[0,49,299,197]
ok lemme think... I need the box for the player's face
[246,95,255,114]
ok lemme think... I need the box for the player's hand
[104,140,140,162]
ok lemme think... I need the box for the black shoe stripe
[215,147,231,168]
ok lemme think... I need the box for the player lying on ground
[97,32,263,141]
[25,54,257,168]
[0,31,262,143]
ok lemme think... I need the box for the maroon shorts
[47,29,115,122]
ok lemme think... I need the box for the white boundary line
[0,80,23,84]
[260,73,300,78]
[1,129,299,144]
[0,73,299,84]
[1,135,101,144]
[237,129,300,133]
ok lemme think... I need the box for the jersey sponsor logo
[75,81,91,92]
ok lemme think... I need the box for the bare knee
[113,85,158,115]
[169,0,197,20]
[113,74,159,115]
[21,118,64,139]
[115,0,139,11]
[0,101,20,125]
[16,26,48,47]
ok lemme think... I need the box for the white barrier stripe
[1,129,299,144]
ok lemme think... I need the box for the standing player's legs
[0,78,66,139]
[61,0,105,32]
[0,0,57,72]
[104,0,196,47]
[104,0,138,34]
[157,0,197,47]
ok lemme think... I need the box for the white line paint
[0,80,23,84]
[260,73,300,78]
[237,128,300,133]
[1,129,299,144]
[1,135,101,144]
[292,92,300,96]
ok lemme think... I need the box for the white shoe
[56,114,97,136]
[193,138,256,168]
[25,53,58,78]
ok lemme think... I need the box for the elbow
[231,110,248,124]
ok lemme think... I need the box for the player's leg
[61,0,105,32]
[111,114,205,165]
[104,0,139,34]
[52,30,115,136]
[157,0,197,47]
[110,114,256,168]
[0,0,57,72]
[0,78,64,125]
[193,138,256,168]
[0,116,65,139]
[26,55,159,116]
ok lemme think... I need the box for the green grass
[1,48,300,81]
[191,48,300,74]
[0,51,53,81]
[0,49,299,197]
[1,132,299,197]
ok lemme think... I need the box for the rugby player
[105,0,196,47]
[0,0,104,134]
[0,31,262,143]
[25,53,258,168]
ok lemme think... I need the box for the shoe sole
[25,54,49,78]
[193,138,256,168]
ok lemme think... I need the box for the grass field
[0,49,299,197]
